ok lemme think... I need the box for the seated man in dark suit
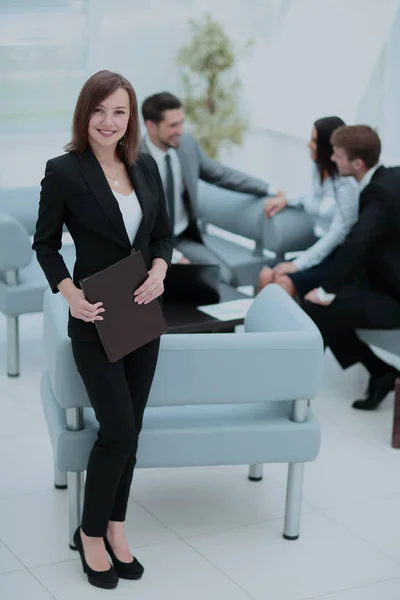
[141,92,277,285]
[304,125,400,410]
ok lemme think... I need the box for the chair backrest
[43,285,323,411]
[0,213,33,270]
[197,182,264,242]
[0,186,41,236]
[261,207,316,255]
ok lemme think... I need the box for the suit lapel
[128,160,149,246]
[79,147,132,250]
[142,134,195,209]
[359,166,387,208]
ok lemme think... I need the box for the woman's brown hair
[65,70,141,166]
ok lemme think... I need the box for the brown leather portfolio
[80,251,167,363]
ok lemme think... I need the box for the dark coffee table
[164,284,250,333]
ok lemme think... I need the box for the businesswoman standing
[33,71,173,590]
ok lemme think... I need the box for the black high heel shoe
[104,536,144,580]
[73,528,119,590]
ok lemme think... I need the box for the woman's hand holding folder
[58,279,105,323]
[133,258,168,305]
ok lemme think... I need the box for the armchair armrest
[262,207,315,256]
[43,290,89,410]
[0,212,33,270]
[197,181,265,242]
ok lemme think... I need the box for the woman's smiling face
[88,87,130,150]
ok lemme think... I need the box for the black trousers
[303,285,400,369]
[71,336,160,537]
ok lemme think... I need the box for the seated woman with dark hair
[259,116,359,298]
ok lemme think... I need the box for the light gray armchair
[198,182,316,281]
[0,186,75,377]
[197,182,270,287]
[41,284,323,548]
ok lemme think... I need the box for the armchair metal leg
[248,464,264,481]
[68,471,84,550]
[54,462,68,490]
[283,399,309,540]
[7,315,19,377]
[283,462,304,540]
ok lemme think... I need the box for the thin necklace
[102,162,121,187]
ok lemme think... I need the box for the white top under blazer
[112,189,143,245]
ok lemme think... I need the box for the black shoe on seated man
[352,368,399,410]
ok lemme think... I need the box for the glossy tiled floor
[1,311,400,600]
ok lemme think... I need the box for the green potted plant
[177,13,253,159]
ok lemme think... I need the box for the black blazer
[322,166,400,302]
[33,147,173,341]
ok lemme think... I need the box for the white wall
[378,5,400,165]
[242,0,399,138]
